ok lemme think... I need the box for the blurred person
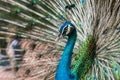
[7,35,21,77]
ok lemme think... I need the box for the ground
[0,39,60,80]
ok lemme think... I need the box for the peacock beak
[55,33,62,41]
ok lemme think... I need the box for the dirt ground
[0,39,61,80]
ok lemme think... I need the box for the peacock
[0,0,120,80]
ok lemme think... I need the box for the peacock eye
[63,27,68,34]
[64,27,68,31]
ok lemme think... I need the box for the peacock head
[56,21,75,41]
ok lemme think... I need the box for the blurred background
[0,0,120,80]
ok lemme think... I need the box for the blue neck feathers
[55,30,77,80]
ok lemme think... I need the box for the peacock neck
[56,30,77,80]
[61,31,77,69]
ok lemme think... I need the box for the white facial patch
[61,24,73,35]
[66,25,72,35]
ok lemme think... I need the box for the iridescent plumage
[0,0,119,80]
